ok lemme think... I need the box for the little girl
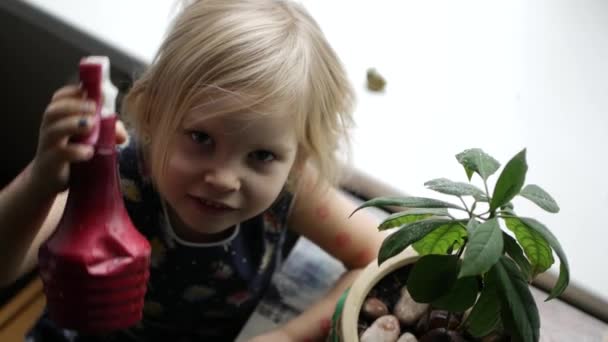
[0,0,384,341]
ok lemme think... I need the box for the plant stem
[456,239,467,258]
[483,178,491,200]
[459,196,470,214]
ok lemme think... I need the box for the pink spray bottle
[38,56,151,333]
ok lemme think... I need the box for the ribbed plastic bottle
[38,56,151,333]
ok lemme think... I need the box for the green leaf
[504,217,554,278]
[378,208,449,230]
[351,196,465,217]
[456,148,501,181]
[424,178,486,199]
[412,222,467,255]
[519,218,570,300]
[519,184,560,213]
[431,276,479,312]
[490,149,528,212]
[378,219,456,265]
[407,254,459,303]
[466,218,480,236]
[502,233,532,281]
[501,309,524,342]
[492,257,540,342]
[464,166,475,181]
[465,271,502,337]
[460,218,504,278]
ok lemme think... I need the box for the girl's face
[156,102,299,242]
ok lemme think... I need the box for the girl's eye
[250,150,276,163]
[190,131,213,146]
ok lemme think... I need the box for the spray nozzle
[80,56,118,117]
[76,56,118,146]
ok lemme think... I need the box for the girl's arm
[0,163,67,288]
[257,166,386,341]
[1,85,93,288]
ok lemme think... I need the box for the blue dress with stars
[27,137,294,342]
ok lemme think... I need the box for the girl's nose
[203,168,241,192]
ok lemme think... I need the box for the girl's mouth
[190,196,237,214]
[200,199,234,209]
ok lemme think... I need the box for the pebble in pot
[416,310,461,335]
[362,297,389,320]
[393,286,429,325]
[397,332,419,342]
[360,315,401,342]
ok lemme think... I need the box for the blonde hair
[122,0,354,191]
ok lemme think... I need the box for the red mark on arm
[355,248,374,267]
[334,231,352,248]
[320,317,332,335]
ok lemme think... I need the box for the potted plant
[330,148,569,341]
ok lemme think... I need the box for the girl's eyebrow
[183,108,273,128]
[247,135,296,152]
[261,144,296,154]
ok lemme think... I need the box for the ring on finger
[78,117,88,128]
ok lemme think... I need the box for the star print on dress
[211,261,233,280]
[120,178,142,202]
[182,285,216,302]
[226,290,251,307]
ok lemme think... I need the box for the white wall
[304,0,608,299]
[24,0,608,299]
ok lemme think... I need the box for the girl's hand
[30,85,127,196]
[246,329,296,342]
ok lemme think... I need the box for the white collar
[160,200,240,248]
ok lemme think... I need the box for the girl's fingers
[51,85,84,101]
[42,98,96,125]
[58,143,95,162]
[43,116,128,151]
[41,115,95,146]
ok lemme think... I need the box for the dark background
[0,0,145,188]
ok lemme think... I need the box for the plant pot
[330,248,419,341]
[330,250,511,342]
